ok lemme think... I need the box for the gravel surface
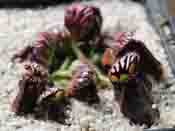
[0,0,175,131]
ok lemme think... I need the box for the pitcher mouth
[110,72,144,85]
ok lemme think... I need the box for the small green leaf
[59,57,71,70]
[120,74,129,81]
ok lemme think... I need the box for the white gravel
[0,0,175,131]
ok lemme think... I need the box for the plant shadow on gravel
[32,97,71,125]
[14,86,100,125]
[32,95,100,125]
